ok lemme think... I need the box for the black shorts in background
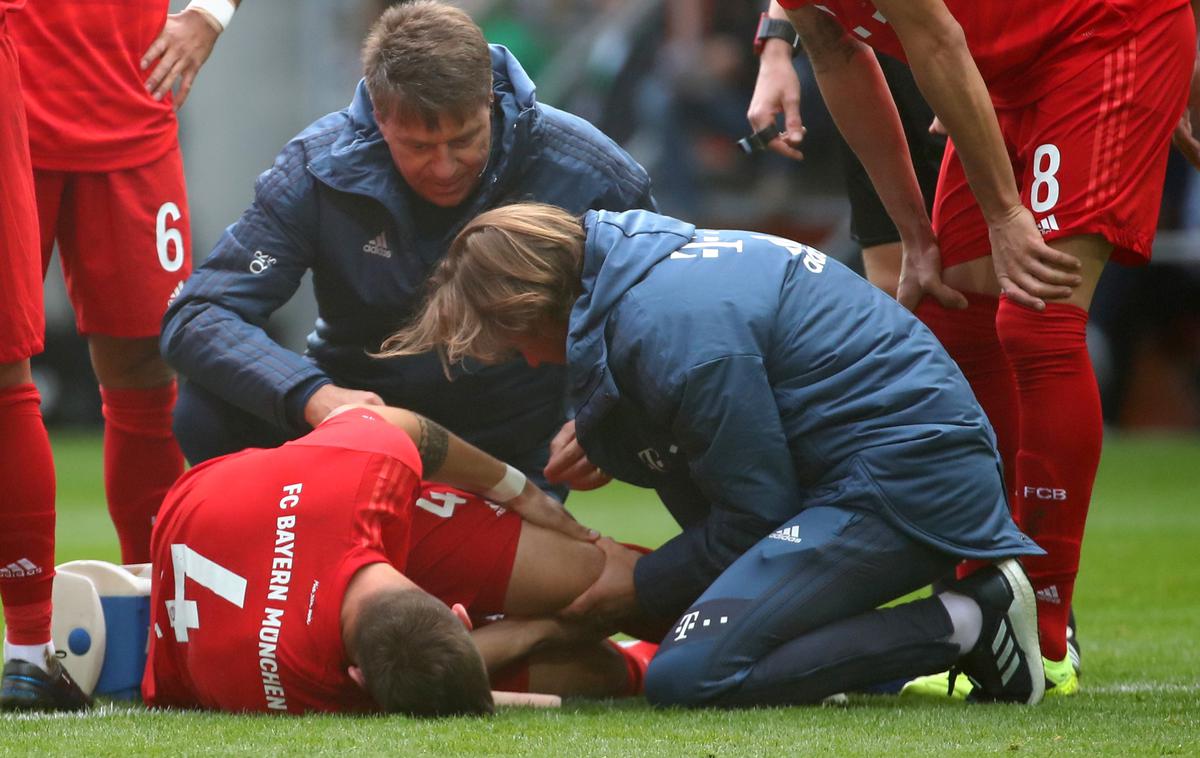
[838,53,946,248]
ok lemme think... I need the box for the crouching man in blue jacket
[379,202,1049,706]
[160,1,654,496]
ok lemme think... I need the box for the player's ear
[347,665,367,691]
[451,603,473,631]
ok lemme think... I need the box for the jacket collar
[567,210,695,437]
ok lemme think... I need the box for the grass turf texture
[3,431,1198,756]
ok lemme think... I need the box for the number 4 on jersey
[415,490,469,518]
[167,544,247,643]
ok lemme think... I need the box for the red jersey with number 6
[141,410,423,714]
[780,0,1190,109]
[9,0,177,170]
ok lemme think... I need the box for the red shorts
[933,8,1196,268]
[35,144,191,337]
[405,483,523,620]
[0,25,43,364]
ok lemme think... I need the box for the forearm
[349,406,511,496]
[878,3,1019,223]
[161,298,327,430]
[472,618,559,675]
[793,11,933,243]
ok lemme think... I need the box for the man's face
[376,104,492,208]
[510,324,568,368]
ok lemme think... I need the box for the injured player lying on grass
[113,404,658,717]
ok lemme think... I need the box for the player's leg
[643,507,1041,707]
[0,359,87,711]
[996,8,1194,681]
[56,148,192,563]
[0,20,88,710]
[489,638,655,699]
[502,516,604,617]
[922,143,1020,499]
[641,507,953,707]
[494,525,654,698]
[87,334,179,564]
[407,484,608,620]
[406,485,651,697]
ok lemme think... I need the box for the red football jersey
[782,0,1189,108]
[1,2,27,14]
[142,410,423,714]
[10,0,177,171]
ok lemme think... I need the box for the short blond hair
[362,1,492,127]
[378,203,585,369]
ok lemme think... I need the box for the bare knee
[88,335,173,388]
[0,359,34,388]
[503,523,605,616]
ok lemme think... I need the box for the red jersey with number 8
[141,411,423,714]
[9,0,177,170]
[781,0,1190,109]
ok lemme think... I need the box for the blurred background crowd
[36,0,1200,431]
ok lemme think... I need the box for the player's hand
[141,8,222,109]
[1172,52,1200,171]
[561,538,640,631]
[544,420,612,491]
[987,205,1082,311]
[304,384,384,428]
[506,480,599,543]
[896,233,967,312]
[746,40,806,160]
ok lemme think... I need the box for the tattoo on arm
[795,8,860,73]
[416,415,450,474]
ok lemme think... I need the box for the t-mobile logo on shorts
[638,448,666,472]
[672,610,730,642]
[1023,486,1067,501]
[673,611,700,641]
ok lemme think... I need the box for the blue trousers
[645,506,963,707]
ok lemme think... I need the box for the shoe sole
[997,559,1045,705]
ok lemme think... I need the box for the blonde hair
[362,1,492,128]
[377,203,585,369]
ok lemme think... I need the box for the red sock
[916,293,1020,494]
[610,639,658,696]
[101,382,184,564]
[996,299,1101,662]
[918,294,1022,581]
[0,384,56,644]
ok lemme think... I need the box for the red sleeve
[776,0,809,9]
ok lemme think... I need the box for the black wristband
[753,12,800,56]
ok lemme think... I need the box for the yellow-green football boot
[1043,655,1080,697]
[899,670,975,700]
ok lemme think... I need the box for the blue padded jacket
[161,47,654,464]
[567,210,1041,620]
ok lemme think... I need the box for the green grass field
[3,431,1199,756]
